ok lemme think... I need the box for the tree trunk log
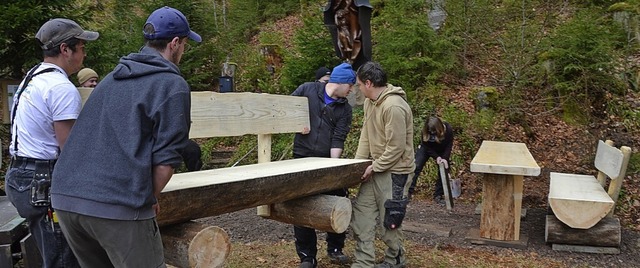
[157,158,370,226]
[262,194,351,233]
[545,215,620,247]
[161,222,230,268]
[479,173,522,241]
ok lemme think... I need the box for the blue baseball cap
[143,6,202,42]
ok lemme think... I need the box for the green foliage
[342,107,364,158]
[233,44,280,93]
[281,13,340,93]
[0,0,92,78]
[538,9,627,117]
[371,0,456,90]
[628,151,640,174]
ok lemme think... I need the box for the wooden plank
[157,158,371,226]
[402,221,451,237]
[513,175,523,241]
[607,146,632,216]
[256,133,273,217]
[545,215,620,247]
[466,228,528,249]
[438,162,453,210]
[480,173,518,241]
[189,92,310,138]
[548,172,614,229]
[594,140,624,180]
[551,244,620,254]
[470,141,541,176]
[262,194,351,233]
[596,140,615,186]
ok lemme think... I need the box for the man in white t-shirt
[5,18,98,268]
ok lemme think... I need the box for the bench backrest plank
[78,89,310,139]
[594,140,625,180]
[593,140,632,216]
[189,92,309,138]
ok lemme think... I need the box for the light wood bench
[76,89,369,266]
[546,140,632,253]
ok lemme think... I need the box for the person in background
[183,140,203,171]
[5,18,99,268]
[315,66,331,83]
[290,62,355,268]
[50,6,200,267]
[77,67,99,87]
[351,61,415,268]
[408,116,454,205]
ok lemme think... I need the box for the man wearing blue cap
[291,62,355,268]
[50,6,201,267]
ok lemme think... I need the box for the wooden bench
[3,89,368,267]
[546,140,632,253]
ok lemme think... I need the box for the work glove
[436,157,449,169]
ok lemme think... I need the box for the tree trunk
[545,215,620,247]
[157,158,370,226]
[161,222,230,268]
[262,194,351,233]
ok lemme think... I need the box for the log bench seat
[546,140,632,253]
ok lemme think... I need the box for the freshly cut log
[262,194,352,233]
[545,215,620,247]
[548,172,614,229]
[161,222,230,268]
[158,158,370,226]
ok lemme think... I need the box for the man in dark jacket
[291,63,355,268]
[50,6,200,267]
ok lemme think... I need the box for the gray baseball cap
[36,18,99,50]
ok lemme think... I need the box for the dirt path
[198,198,640,267]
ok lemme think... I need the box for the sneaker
[374,262,406,268]
[327,251,350,264]
[434,195,445,206]
[299,261,315,268]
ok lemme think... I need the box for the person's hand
[436,157,449,169]
[153,202,160,215]
[361,165,374,182]
[301,127,310,135]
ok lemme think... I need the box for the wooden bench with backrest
[546,140,632,253]
[5,89,369,267]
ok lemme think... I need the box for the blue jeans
[5,167,79,268]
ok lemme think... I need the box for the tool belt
[10,156,56,171]
[11,156,56,207]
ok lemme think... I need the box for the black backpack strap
[11,65,59,153]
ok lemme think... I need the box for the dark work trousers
[5,165,80,268]
[294,187,348,263]
[292,154,347,263]
[181,139,203,171]
[408,145,448,198]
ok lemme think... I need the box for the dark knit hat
[315,67,331,80]
[328,63,356,84]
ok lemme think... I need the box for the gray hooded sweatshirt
[51,46,191,220]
